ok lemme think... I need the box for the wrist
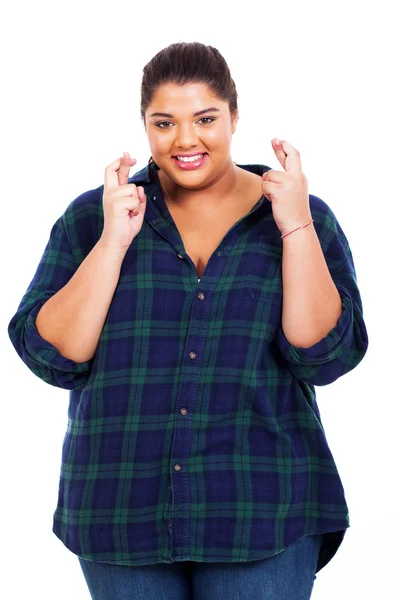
[280,217,314,239]
[95,239,129,260]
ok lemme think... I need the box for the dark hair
[141,42,239,164]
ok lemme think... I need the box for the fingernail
[275,139,280,146]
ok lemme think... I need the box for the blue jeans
[78,533,323,600]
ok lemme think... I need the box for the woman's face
[144,82,238,190]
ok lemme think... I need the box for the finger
[262,180,280,200]
[130,186,147,216]
[271,138,288,170]
[279,140,302,174]
[109,183,142,198]
[262,169,285,184]
[104,153,137,190]
[137,186,146,204]
[117,152,137,186]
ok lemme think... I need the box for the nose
[175,123,199,149]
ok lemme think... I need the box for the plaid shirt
[8,160,368,573]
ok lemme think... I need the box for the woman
[8,42,368,599]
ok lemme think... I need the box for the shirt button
[189,351,196,359]
[180,407,188,415]
[153,196,157,200]
[174,464,181,472]
[198,292,205,300]
[177,254,183,259]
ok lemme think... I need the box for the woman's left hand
[262,139,313,237]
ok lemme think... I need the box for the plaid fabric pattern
[8,161,368,573]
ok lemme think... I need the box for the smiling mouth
[173,153,207,161]
[172,154,208,170]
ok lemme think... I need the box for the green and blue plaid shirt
[8,160,368,572]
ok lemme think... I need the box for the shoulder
[309,194,349,251]
[58,183,105,263]
[63,183,104,224]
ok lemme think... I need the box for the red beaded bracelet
[281,219,314,239]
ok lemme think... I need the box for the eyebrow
[149,107,221,118]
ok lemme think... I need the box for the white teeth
[176,154,204,162]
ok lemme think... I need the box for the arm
[8,215,125,389]
[281,222,342,348]
[273,196,369,386]
[35,238,126,363]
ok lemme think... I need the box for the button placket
[168,244,225,559]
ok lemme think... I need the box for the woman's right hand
[99,152,147,251]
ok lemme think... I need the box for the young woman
[8,41,368,600]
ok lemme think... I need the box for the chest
[166,200,259,279]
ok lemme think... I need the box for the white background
[1,1,399,598]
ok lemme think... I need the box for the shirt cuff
[274,285,353,364]
[24,302,93,374]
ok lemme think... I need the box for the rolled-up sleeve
[8,215,93,390]
[274,203,368,386]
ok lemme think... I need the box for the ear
[231,109,239,134]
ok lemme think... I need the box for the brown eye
[156,121,173,129]
[198,117,215,124]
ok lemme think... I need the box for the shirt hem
[55,523,349,574]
